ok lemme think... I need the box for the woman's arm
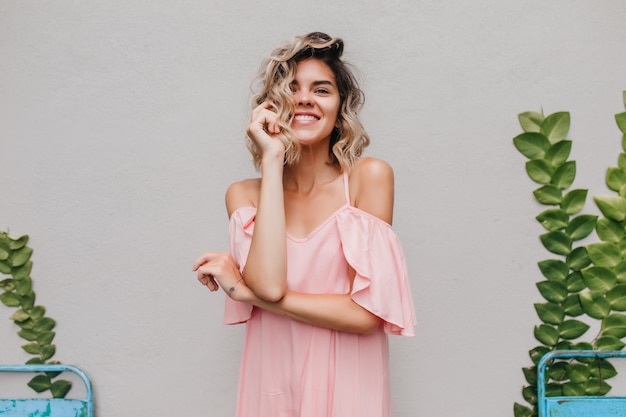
[235,102,288,302]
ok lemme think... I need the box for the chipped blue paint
[0,365,92,417]
[538,350,626,417]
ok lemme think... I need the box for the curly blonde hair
[247,32,370,171]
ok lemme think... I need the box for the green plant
[0,231,72,398]
[512,93,626,417]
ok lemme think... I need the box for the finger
[192,251,222,271]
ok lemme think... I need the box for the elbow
[254,284,287,303]
[356,316,381,336]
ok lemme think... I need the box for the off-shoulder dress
[224,171,416,417]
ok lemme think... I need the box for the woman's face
[289,58,340,146]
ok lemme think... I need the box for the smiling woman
[193,32,416,417]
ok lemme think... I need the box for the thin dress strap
[343,170,351,206]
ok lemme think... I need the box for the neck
[283,147,340,193]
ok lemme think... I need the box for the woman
[193,32,416,417]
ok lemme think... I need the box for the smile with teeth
[294,114,319,121]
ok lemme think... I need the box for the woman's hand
[192,252,254,302]
[246,101,286,160]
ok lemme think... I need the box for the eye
[314,88,330,95]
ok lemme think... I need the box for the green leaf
[27,375,51,393]
[587,243,621,268]
[0,247,8,261]
[596,218,624,243]
[580,292,610,319]
[10,246,33,268]
[8,235,28,250]
[17,329,38,341]
[556,341,573,351]
[595,195,626,222]
[25,357,44,365]
[540,231,572,255]
[12,261,32,280]
[0,291,21,307]
[534,185,563,204]
[615,260,626,283]
[541,112,570,143]
[0,278,14,291]
[586,378,612,396]
[594,335,626,350]
[546,383,564,397]
[513,132,551,159]
[522,385,538,405]
[551,161,576,190]
[568,271,591,296]
[0,260,11,274]
[37,331,55,345]
[572,342,594,351]
[558,319,590,339]
[522,366,537,385]
[535,323,560,346]
[561,189,588,215]
[536,209,569,231]
[566,215,597,240]
[21,291,35,310]
[41,344,56,360]
[530,345,551,365]
[535,302,565,325]
[563,382,586,396]
[589,358,618,379]
[606,167,626,192]
[50,380,72,399]
[21,342,40,354]
[602,314,626,338]
[536,281,568,303]
[538,259,569,281]
[616,111,626,133]
[606,284,626,310]
[10,309,30,322]
[547,361,567,380]
[526,160,554,184]
[14,276,32,296]
[566,363,591,383]
[545,140,572,166]
[16,318,34,330]
[562,294,584,316]
[513,402,533,417]
[619,153,626,170]
[34,317,56,332]
[581,267,617,293]
[30,305,45,321]
[566,248,591,271]
[519,111,544,133]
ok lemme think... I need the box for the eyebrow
[291,80,336,87]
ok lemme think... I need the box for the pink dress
[224,171,416,417]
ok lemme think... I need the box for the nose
[295,89,312,106]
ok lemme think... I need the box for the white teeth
[294,115,318,121]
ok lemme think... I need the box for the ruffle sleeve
[337,207,417,336]
[223,207,256,325]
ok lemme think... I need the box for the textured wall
[1,1,625,416]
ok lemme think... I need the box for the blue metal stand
[0,364,93,417]
[538,350,626,417]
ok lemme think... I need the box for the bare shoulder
[225,178,261,218]
[350,157,395,224]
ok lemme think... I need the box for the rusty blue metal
[0,364,93,417]
[538,350,626,417]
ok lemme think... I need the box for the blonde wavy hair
[247,32,370,171]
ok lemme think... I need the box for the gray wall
[1,1,625,416]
